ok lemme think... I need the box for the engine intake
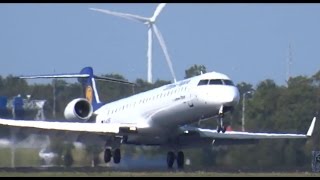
[64,98,93,121]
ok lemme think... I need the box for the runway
[0,167,319,177]
[0,166,312,173]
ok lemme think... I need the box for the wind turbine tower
[90,3,177,83]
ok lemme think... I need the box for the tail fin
[20,66,135,109]
[77,67,101,106]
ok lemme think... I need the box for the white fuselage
[94,71,240,145]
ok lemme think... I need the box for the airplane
[0,66,316,169]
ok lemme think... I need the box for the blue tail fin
[78,67,100,107]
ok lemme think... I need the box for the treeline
[0,65,319,169]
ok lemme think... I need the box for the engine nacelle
[64,98,93,121]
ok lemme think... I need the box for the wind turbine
[90,3,177,83]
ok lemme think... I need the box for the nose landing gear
[217,106,226,133]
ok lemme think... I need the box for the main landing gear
[217,105,226,133]
[167,151,184,169]
[104,148,121,164]
[104,137,121,164]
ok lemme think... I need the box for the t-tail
[78,67,102,108]
[20,66,135,111]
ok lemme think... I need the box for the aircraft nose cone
[233,88,240,104]
[224,88,240,106]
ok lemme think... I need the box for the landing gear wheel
[177,151,184,169]
[104,148,111,163]
[222,126,226,133]
[167,151,175,169]
[217,125,226,133]
[217,126,221,133]
[113,148,121,164]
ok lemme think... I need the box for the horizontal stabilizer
[20,73,135,86]
[20,73,89,79]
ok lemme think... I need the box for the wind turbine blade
[152,24,177,83]
[89,8,149,24]
[151,3,166,22]
[147,26,153,83]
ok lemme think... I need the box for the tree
[184,64,207,79]
[96,74,133,103]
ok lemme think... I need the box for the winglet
[307,117,316,137]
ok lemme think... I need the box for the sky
[0,3,319,86]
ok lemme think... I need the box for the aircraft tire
[222,126,226,133]
[104,148,111,163]
[177,151,184,169]
[167,151,175,169]
[113,148,121,164]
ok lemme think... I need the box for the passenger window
[198,79,209,86]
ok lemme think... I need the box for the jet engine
[64,98,93,121]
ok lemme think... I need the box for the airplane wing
[181,117,316,140]
[0,118,138,135]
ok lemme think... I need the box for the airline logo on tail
[85,86,93,104]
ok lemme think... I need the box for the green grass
[0,148,40,167]
[0,147,93,167]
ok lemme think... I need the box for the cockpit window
[197,79,209,86]
[223,80,234,86]
[198,79,235,86]
[209,79,223,85]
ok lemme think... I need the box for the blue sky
[0,3,319,86]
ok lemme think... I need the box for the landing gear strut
[217,106,226,133]
[167,151,184,169]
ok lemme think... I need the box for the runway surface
[0,166,313,173]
